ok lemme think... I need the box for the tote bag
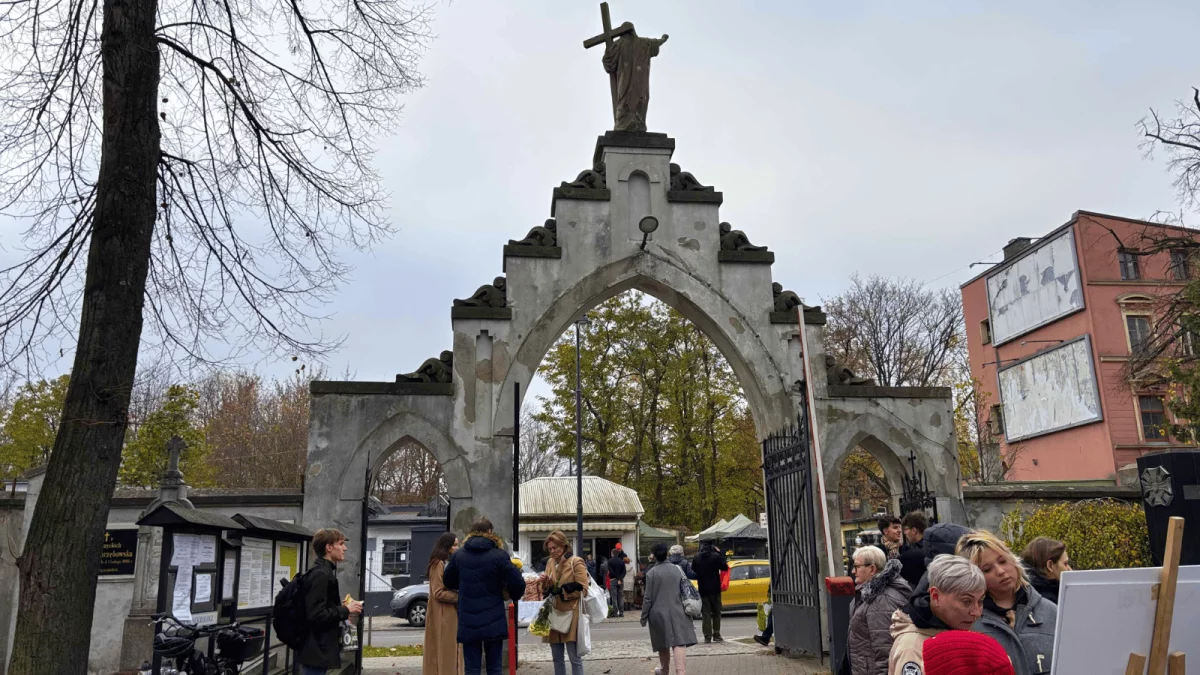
[678,567,702,619]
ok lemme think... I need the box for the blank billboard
[987,227,1084,345]
[997,336,1102,442]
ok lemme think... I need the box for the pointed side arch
[336,410,471,502]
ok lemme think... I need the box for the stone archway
[301,130,962,631]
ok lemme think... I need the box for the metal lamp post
[574,316,590,555]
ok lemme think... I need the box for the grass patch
[363,645,424,658]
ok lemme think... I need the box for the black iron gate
[764,397,823,656]
[898,449,939,524]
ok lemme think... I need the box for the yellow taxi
[691,559,771,612]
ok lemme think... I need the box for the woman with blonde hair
[538,531,591,675]
[956,531,1056,675]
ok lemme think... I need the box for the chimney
[1003,237,1032,261]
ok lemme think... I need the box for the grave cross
[161,434,187,487]
[582,3,632,108]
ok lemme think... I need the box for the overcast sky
[4,0,1199,392]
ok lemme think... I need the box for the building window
[848,497,861,511]
[980,319,992,345]
[382,540,410,576]
[1171,249,1191,281]
[1139,396,1167,440]
[1119,251,1140,281]
[1127,315,1152,355]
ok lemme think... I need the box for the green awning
[637,520,676,541]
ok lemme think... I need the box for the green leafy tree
[119,385,213,488]
[534,292,764,533]
[0,376,70,481]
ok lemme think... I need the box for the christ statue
[602,27,668,132]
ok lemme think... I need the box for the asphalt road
[363,614,760,648]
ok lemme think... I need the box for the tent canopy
[637,520,676,541]
[724,522,768,541]
[689,514,756,542]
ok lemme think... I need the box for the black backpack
[273,571,309,650]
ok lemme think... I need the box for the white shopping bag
[577,609,592,657]
[584,575,608,624]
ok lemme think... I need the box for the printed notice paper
[194,573,212,604]
[172,565,193,622]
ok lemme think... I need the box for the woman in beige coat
[423,533,464,675]
[538,530,591,675]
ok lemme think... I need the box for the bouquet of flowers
[527,584,560,637]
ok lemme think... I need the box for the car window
[752,565,771,579]
[730,565,751,581]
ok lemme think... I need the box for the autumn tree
[0,375,69,482]
[0,0,432,666]
[372,442,445,504]
[518,404,568,483]
[119,384,212,487]
[534,292,764,532]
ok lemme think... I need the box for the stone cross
[161,435,187,488]
[583,3,633,110]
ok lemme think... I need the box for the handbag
[576,610,592,657]
[549,604,575,634]
[720,568,731,592]
[678,567,702,619]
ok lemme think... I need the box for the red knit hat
[922,631,1015,675]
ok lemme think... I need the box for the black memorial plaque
[100,528,139,576]
[1136,449,1200,566]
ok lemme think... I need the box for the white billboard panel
[986,227,1084,345]
[997,336,1102,442]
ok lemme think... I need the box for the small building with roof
[517,476,645,582]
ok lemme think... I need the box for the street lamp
[574,315,590,556]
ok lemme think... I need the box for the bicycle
[149,613,265,675]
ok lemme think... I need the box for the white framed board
[997,335,1103,441]
[1050,564,1199,674]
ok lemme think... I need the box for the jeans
[610,579,624,616]
[300,667,327,675]
[462,639,504,675]
[701,594,722,640]
[550,641,584,675]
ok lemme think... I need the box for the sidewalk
[362,641,828,675]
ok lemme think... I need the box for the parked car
[690,559,770,613]
[390,583,430,627]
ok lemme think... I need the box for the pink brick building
[960,211,1198,481]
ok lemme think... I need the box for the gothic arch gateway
[301,130,963,654]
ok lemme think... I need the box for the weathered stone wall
[963,483,1140,533]
[0,493,25,672]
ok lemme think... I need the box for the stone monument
[584,3,668,132]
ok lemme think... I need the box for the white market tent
[686,513,756,542]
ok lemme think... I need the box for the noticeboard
[238,536,276,610]
[100,528,139,576]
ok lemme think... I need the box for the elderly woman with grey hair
[848,546,911,675]
[666,545,696,580]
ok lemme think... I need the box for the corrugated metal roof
[519,476,645,517]
[518,521,638,533]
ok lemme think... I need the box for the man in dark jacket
[299,528,363,675]
[606,547,630,617]
[691,539,729,642]
[443,517,526,675]
[898,511,929,588]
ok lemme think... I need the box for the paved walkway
[363,641,827,675]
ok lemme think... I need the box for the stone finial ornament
[772,282,802,313]
[669,163,713,192]
[824,355,875,387]
[397,350,454,384]
[561,162,607,190]
[453,276,508,308]
[719,222,768,252]
[509,219,558,247]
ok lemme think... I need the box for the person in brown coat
[538,531,591,675]
[423,533,464,675]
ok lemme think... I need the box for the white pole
[796,309,837,576]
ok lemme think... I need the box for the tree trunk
[9,0,160,670]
